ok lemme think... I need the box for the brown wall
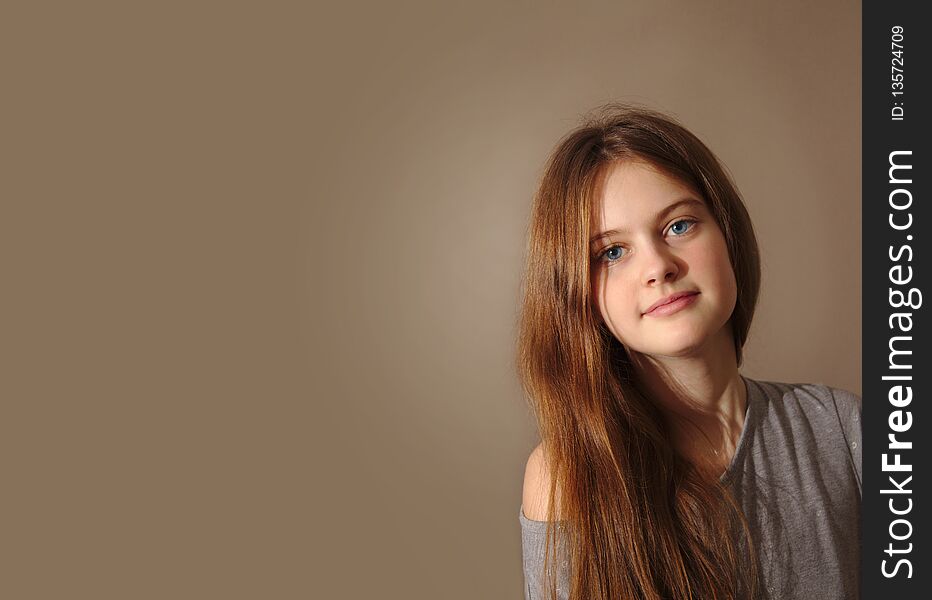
[5,1,859,598]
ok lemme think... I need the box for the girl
[517,105,861,600]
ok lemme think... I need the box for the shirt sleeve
[519,506,570,600]
[829,386,862,496]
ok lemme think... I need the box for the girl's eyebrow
[589,198,704,245]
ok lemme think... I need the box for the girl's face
[589,159,737,359]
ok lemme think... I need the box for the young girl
[517,105,861,600]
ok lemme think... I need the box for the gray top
[520,375,862,600]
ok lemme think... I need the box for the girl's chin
[639,348,703,361]
[629,334,714,360]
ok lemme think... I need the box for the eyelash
[595,218,698,264]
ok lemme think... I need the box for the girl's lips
[643,292,699,317]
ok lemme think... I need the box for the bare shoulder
[522,443,555,521]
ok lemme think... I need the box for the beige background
[4,1,859,598]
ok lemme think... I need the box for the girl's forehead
[596,159,695,195]
[590,160,705,224]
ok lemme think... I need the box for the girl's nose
[641,243,680,286]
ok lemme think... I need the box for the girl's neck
[631,324,748,473]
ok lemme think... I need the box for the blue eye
[669,219,695,235]
[600,245,625,262]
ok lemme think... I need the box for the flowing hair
[517,104,762,599]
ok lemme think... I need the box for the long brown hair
[517,104,762,599]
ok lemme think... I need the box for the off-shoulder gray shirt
[519,376,862,600]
